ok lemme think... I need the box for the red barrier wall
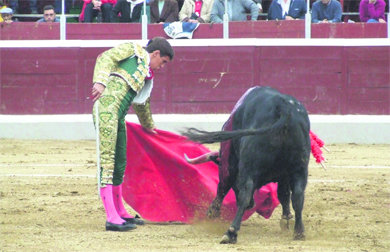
[1,44,389,115]
[0,21,387,40]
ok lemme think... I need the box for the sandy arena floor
[0,139,389,251]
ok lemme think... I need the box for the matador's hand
[92,83,106,102]
[143,127,157,135]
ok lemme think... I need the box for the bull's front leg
[207,180,232,219]
[220,179,254,244]
[207,197,222,219]
[208,167,235,219]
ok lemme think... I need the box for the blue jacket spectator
[311,0,342,23]
[267,0,307,20]
[210,0,259,23]
[36,5,60,23]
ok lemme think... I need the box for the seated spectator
[150,0,179,23]
[210,0,259,23]
[253,0,263,14]
[177,0,184,11]
[80,0,117,23]
[111,0,143,23]
[0,7,14,23]
[267,0,306,20]
[359,0,386,23]
[37,5,60,22]
[0,0,6,22]
[179,0,214,23]
[311,0,342,23]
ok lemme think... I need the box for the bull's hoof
[207,208,220,219]
[220,227,237,244]
[294,232,305,240]
[280,214,293,231]
[280,218,290,230]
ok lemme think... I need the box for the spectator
[179,0,214,23]
[359,0,386,23]
[210,0,259,23]
[111,0,143,23]
[253,0,263,14]
[150,0,179,23]
[311,0,342,23]
[37,5,60,22]
[177,0,184,11]
[81,0,117,22]
[267,0,306,20]
[0,7,14,23]
[0,0,6,22]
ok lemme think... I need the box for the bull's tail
[182,113,288,144]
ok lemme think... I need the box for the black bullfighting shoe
[105,221,137,231]
[122,215,145,226]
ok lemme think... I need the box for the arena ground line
[0,174,349,183]
[0,164,389,169]
[0,174,95,178]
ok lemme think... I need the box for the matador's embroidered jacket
[93,42,154,129]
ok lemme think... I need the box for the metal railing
[8,7,390,40]
[13,14,79,19]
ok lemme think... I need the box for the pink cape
[123,122,279,223]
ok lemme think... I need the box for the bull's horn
[323,146,330,152]
[184,151,219,164]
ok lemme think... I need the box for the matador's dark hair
[145,37,174,60]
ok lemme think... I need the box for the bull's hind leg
[220,178,255,244]
[277,178,293,230]
[290,173,307,240]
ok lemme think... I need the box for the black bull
[182,87,311,244]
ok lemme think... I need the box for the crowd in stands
[0,0,387,24]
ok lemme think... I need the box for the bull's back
[233,87,311,176]
[234,87,309,133]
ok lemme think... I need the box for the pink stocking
[100,185,126,224]
[112,184,134,219]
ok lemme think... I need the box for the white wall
[0,114,389,144]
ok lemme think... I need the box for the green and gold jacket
[93,42,154,129]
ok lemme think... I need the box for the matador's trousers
[93,75,137,187]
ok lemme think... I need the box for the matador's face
[149,50,171,71]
